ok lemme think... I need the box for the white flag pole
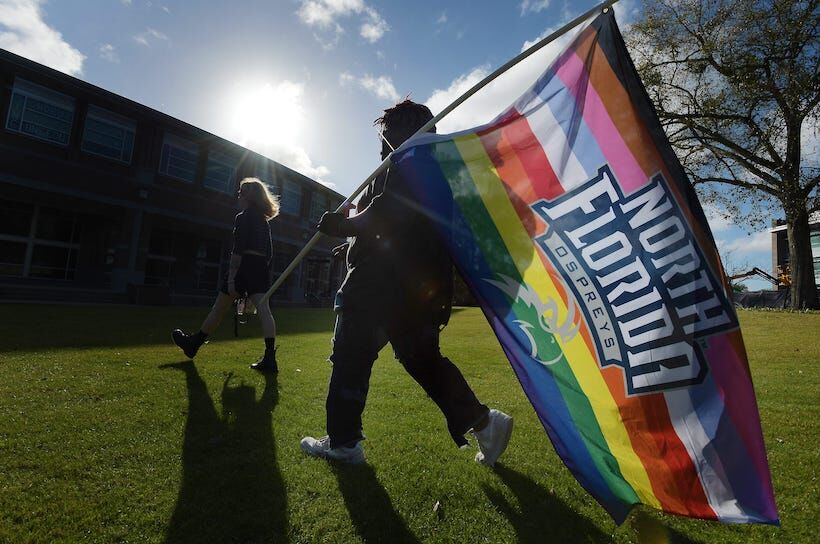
[261,0,619,303]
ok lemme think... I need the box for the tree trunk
[786,207,819,310]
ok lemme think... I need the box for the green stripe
[432,139,640,504]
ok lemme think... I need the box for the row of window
[4,77,339,218]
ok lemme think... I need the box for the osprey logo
[485,274,579,367]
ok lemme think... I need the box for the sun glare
[232,82,304,147]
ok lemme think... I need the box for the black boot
[250,347,278,373]
[172,329,206,359]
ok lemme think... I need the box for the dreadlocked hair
[374,99,436,152]
[374,99,434,131]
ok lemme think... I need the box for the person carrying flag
[300,100,513,465]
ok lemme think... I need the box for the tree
[628,0,819,309]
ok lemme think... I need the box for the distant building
[770,211,820,289]
[0,49,345,305]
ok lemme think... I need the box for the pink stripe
[555,48,649,193]
[703,333,778,519]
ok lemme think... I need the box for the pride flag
[393,10,778,524]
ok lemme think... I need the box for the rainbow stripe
[394,12,778,524]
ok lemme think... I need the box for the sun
[232,82,304,147]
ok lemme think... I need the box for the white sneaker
[300,435,366,465]
[472,409,513,467]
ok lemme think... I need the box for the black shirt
[232,207,272,261]
[339,167,453,325]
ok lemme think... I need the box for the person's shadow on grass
[160,362,287,543]
[332,463,421,544]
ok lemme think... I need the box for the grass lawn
[0,304,817,543]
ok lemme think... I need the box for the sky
[0,0,778,289]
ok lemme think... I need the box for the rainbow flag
[393,11,778,524]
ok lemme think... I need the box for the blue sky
[0,0,777,288]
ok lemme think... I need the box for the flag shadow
[159,362,287,543]
[484,464,611,543]
[332,463,421,544]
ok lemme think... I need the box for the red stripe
[479,110,564,200]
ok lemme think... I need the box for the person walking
[172,177,280,372]
[300,100,513,465]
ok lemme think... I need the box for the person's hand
[228,280,240,298]
[317,211,354,237]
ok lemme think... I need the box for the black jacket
[338,167,453,326]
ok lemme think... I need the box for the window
[204,150,237,193]
[81,106,135,163]
[29,244,78,280]
[309,192,329,223]
[0,199,34,237]
[811,232,820,286]
[145,228,177,286]
[0,240,26,277]
[280,180,302,216]
[6,78,75,145]
[159,133,199,182]
[0,201,81,280]
[194,239,223,290]
[271,243,298,300]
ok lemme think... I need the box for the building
[770,211,820,289]
[0,49,345,305]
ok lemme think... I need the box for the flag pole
[262,0,619,303]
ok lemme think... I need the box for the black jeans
[326,306,489,448]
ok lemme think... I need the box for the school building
[0,48,345,305]
[770,212,820,288]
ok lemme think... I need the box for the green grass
[0,305,817,543]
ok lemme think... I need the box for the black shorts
[220,254,271,296]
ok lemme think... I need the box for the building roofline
[770,211,820,232]
[0,48,344,200]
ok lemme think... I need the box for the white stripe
[522,100,589,193]
[665,389,749,522]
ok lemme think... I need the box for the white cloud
[296,0,388,46]
[359,6,388,42]
[612,0,640,27]
[703,203,734,233]
[98,43,118,63]
[424,14,594,134]
[720,231,771,254]
[436,11,447,25]
[360,74,399,102]
[133,27,168,46]
[268,143,332,185]
[121,0,132,5]
[801,115,819,170]
[520,0,550,16]
[340,72,400,103]
[0,0,85,75]
[339,71,355,86]
[425,67,491,132]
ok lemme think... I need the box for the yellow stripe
[454,134,661,508]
